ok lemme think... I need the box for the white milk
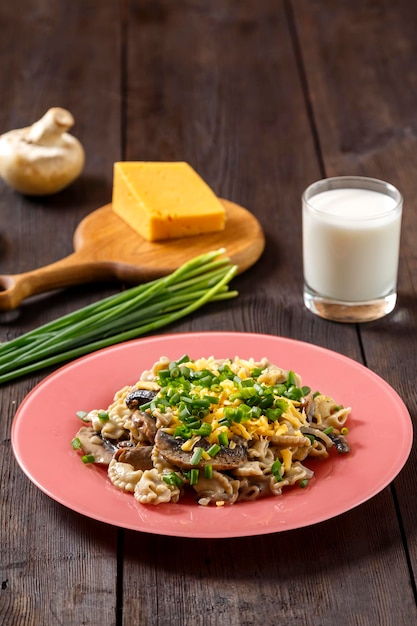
[303,187,402,302]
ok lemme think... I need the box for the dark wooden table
[2,1,417,624]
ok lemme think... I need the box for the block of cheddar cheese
[112,161,226,241]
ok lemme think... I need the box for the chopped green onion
[299,479,309,488]
[250,406,262,418]
[0,250,238,385]
[167,391,181,405]
[218,431,229,447]
[81,454,95,464]
[204,395,219,404]
[98,410,109,422]
[199,375,214,388]
[341,427,349,435]
[158,369,171,381]
[204,465,213,479]
[71,437,82,450]
[169,366,180,378]
[275,398,289,412]
[191,398,210,408]
[190,447,203,465]
[173,424,191,439]
[218,364,234,378]
[207,443,221,457]
[240,379,255,388]
[274,384,286,396]
[179,365,191,378]
[265,407,281,421]
[252,367,264,377]
[323,427,334,434]
[192,422,212,437]
[285,386,303,401]
[186,420,201,430]
[227,391,243,402]
[162,472,183,488]
[259,395,274,410]
[287,371,297,387]
[189,468,199,485]
[271,459,282,479]
[176,354,191,365]
[76,410,90,422]
[178,407,191,421]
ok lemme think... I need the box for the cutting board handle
[0,253,113,311]
[0,200,264,311]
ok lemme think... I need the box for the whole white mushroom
[0,107,85,195]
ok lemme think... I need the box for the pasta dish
[72,355,351,506]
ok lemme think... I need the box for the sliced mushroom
[154,430,248,470]
[114,444,154,470]
[75,426,115,465]
[125,388,158,410]
[131,410,157,444]
[327,432,350,454]
[300,426,350,454]
[300,426,334,448]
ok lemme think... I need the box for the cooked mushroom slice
[154,430,248,470]
[327,432,350,454]
[300,426,350,454]
[125,389,158,409]
[131,410,157,444]
[75,426,115,464]
[114,444,154,470]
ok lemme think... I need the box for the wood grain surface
[1,1,417,625]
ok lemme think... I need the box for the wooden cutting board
[0,199,265,310]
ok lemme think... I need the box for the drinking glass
[302,176,403,323]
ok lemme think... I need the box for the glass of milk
[302,176,403,323]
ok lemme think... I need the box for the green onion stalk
[0,249,238,384]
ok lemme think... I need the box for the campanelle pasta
[72,356,351,506]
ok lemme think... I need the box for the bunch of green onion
[0,249,238,385]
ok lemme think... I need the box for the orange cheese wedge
[112,161,226,242]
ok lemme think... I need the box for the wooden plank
[0,0,121,304]
[293,0,417,613]
[120,2,413,625]
[2,2,415,625]
[0,2,121,624]
[122,493,416,626]
[124,0,362,355]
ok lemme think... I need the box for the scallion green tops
[0,250,238,384]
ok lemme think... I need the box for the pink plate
[11,332,413,538]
